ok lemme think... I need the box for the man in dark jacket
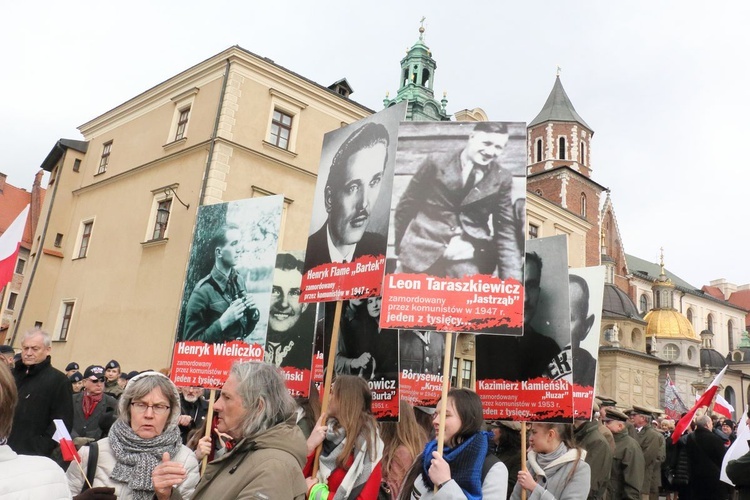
[686,414,728,500]
[574,418,613,499]
[178,386,209,444]
[604,408,645,500]
[71,365,118,444]
[7,329,73,463]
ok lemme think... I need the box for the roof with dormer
[528,76,592,131]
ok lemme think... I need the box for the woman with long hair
[380,400,428,498]
[511,423,591,499]
[305,375,383,499]
[400,388,508,499]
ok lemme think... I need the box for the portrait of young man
[265,252,315,369]
[393,121,523,280]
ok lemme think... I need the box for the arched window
[631,328,642,348]
[725,387,736,419]
[580,141,586,164]
[707,314,714,333]
[686,308,693,325]
[558,136,566,159]
[728,320,735,351]
[421,68,431,88]
[580,193,587,218]
[536,138,543,162]
[639,294,648,314]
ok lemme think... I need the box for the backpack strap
[81,441,99,492]
[482,451,500,484]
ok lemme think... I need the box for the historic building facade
[11,46,372,370]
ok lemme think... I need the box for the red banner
[381,273,523,333]
[171,341,264,389]
[477,377,574,421]
[300,254,384,303]
[400,370,444,408]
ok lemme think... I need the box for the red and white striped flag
[0,205,29,291]
[52,419,80,463]
[715,394,735,420]
[671,365,728,444]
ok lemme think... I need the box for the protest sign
[171,196,282,388]
[264,251,316,397]
[475,235,574,421]
[380,121,526,334]
[300,102,406,302]
[398,330,456,408]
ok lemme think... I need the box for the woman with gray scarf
[511,423,591,500]
[66,371,200,500]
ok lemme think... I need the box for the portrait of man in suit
[393,122,522,280]
[304,122,391,268]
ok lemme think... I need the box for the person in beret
[602,408,645,500]
[103,360,123,398]
[68,371,84,393]
[65,362,80,377]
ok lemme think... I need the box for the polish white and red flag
[715,394,735,420]
[664,373,688,420]
[671,365,728,443]
[0,205,29,290]
[52,419,81,463]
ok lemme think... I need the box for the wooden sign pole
[521,421,527,500]
[433,331,455,492]
[200,388,216,475]
[311,300,344,478]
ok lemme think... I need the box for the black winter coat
[7,356,73,458]
[686,426,728,500]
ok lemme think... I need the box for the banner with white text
[380,121,527,334]
[171,196,283,389]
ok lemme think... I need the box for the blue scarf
[421,431,491,500]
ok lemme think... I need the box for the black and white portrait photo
[177,196,283,345]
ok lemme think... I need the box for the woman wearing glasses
[67,371,201,500]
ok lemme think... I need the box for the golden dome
[644,309,696,340]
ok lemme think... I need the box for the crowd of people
[3,327,750,499]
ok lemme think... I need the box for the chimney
[0,172,6,193]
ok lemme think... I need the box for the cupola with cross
[383,19,451,122]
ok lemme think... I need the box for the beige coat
[66,437,200,499]
[192,420,308,500]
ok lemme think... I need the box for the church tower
[526,75,604,267]
[383,22,450,121]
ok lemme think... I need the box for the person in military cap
[574,405,613,500]
[603,407,645,500]
[0,345,15,367]
[71,365,118,446]
[594,396,616,451]
[103,359,123,398]
[631,405,665,500]
[68,371,84,393]
[64,361,79,377]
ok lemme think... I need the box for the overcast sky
[2,1,747,289]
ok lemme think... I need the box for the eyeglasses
[89,377,105,383]
[130,402,171,415]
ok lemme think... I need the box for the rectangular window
[78,222,93,258]
[34,321,43,328]
[174,107,190,141]
[269,110,293,149]
[152,199,172,240]
[98,141,112,174]
[73,159,81,172]
[54,233,63,248]
[529,224,539,239]
[7,292,18,311]
[14,258,25,275]
[450,357,459,388]
[59,302,74,341]
[461,359,473,388]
